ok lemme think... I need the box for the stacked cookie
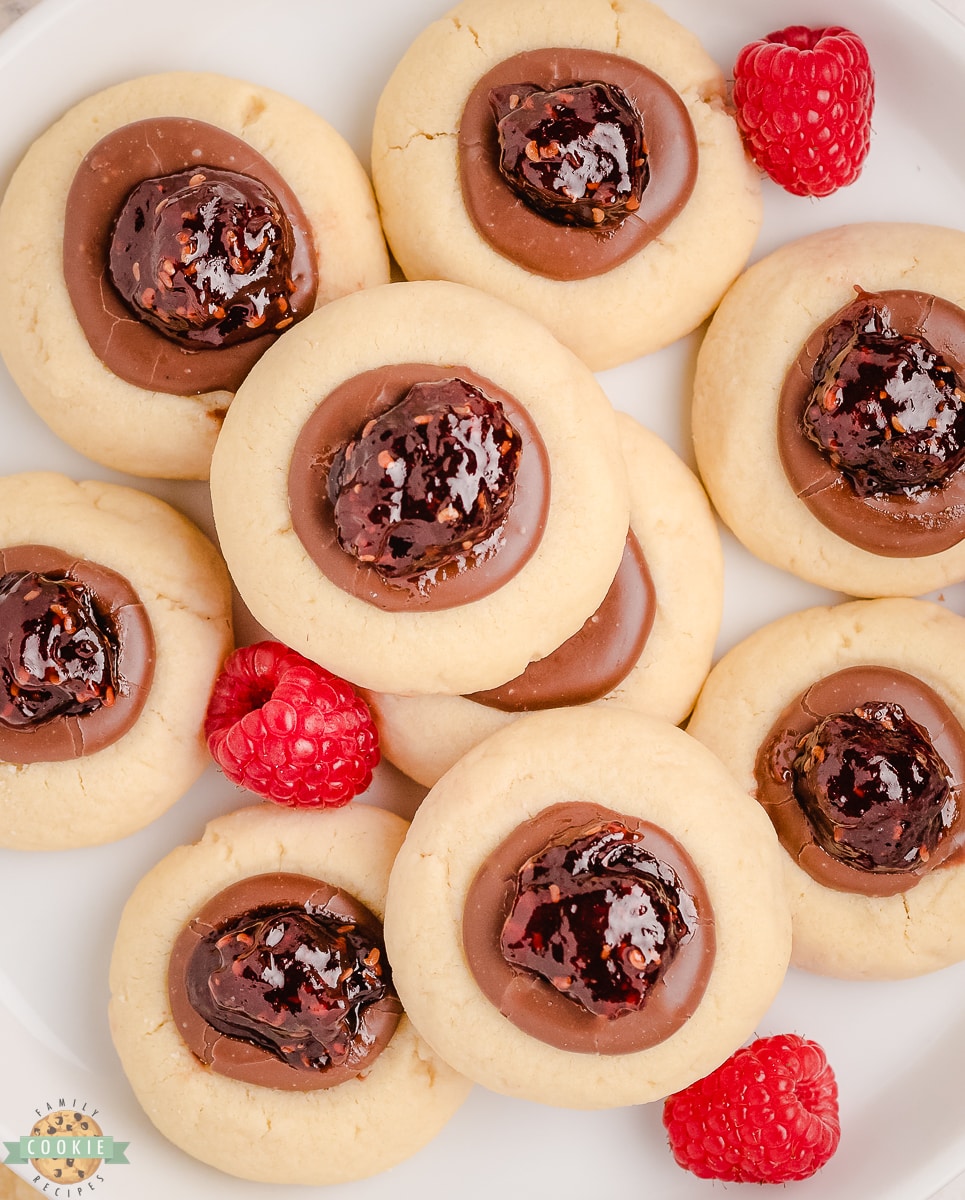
[209,278,634,697]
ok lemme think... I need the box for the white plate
[2,0,965,1197]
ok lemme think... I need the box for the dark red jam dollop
[802,295,965,497]
[327,377,523,578]
[776,700,956,873]
[185,902,393,1075]
[489,80,646,228]
[500,820,697,1018]
[109,166,297,348]
[0,570,118,728]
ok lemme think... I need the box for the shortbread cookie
[210,279,630,695]
[384,707,790,1107]
[687,597,965,980]
[109,804,471,1185]
[0,472,233,849]
[367,412,723,786]
[0,72,388,479]
[371,0,761,370]
[693,223,965,595]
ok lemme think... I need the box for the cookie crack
[608,0,623,49]
[241,94,267,132]
[387,130,455,153]
[450,15,482,52]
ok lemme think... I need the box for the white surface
[1,0,965,1197]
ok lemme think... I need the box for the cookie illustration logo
[3,1101,129,1192]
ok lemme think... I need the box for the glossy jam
[802,297,965,497]
[0,570,118,728]
[185,903,393,1074]
[489,80,646,228]
[499,820,696,1018]
[109,167,297,348]
[328,377,523,578]
[779,700,956,872]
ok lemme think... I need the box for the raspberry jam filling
[0,570,118,727]
[63,117,318,395]
[328,377,522,578]
[463,801,715,1054]
[169,873,401,1091]
[489,80,646,229]
[186,907,389,1071]
[773,701,955,873]
[0,544,155,765]
[288,362,550,612]
[755,666,965,895]
[778,289,965,556]
[500,819,696,1018]
[109,167,297,349]
[802,296,965,497]
[457,48,697,281]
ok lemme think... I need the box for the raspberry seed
[733,25,875,197]
[204,640,380,809]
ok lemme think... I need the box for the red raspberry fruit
[662,1033,841,1183]
[733,25,874,197]
[204,641,380,809]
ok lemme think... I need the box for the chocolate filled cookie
[0,472,232,849]
[384,707,790,1107]
[366,412,723,785]
[210,279,630,695]
[371,0,761,370]
[687,597,965,979]
[0,72,388,479]
[109,804,471,1185]
[692,223,965,595]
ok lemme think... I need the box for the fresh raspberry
[732,26,874,197]
[204,641,380,808]
[662,1033,840,1183]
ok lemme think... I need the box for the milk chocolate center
[168,872,401,1092]
[754,665,965,895]
[778,290,965,556]
[463,801,715,1054]
[466,531,654,711]
[63,117,318,396]
[0,544,155,764]
[458,48,697,280]
[288,363,550,612]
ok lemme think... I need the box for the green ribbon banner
[3,1135,129,1165]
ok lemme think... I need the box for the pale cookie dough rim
[370,0,762,371]
[0,471,233,851]
[0,70,389,480]
[209,279,630,697]
[108,804,471,1187]
[686,596,965,980]
[383,706,790,1108]
[366,410,724,787]
[692,222,965,596]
